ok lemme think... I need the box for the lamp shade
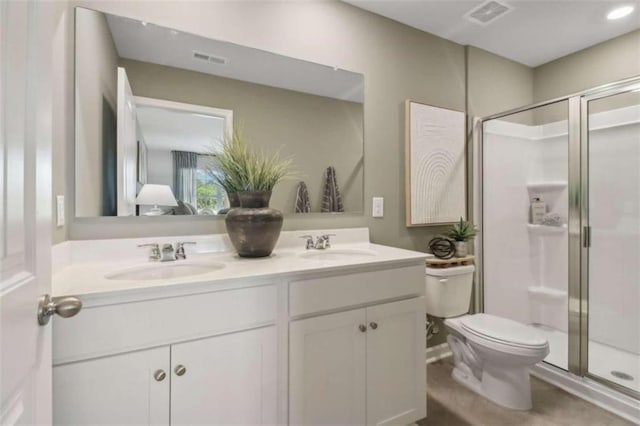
[135,184,178,206]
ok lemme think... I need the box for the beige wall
[74,8,118,217]
[534,30,640,102]
[58,0,467,246]
[467,46,535,120]
[121,58,364,214]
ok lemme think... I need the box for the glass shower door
[482,100,570,370]
[585,89,640,395]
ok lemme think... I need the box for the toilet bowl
[425,265,549,410]
[444,313,549,410]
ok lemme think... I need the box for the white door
[52,347,170,425]
[0,1,58,424]
[170,327,277,425]
[116,67,138,216]
[366,298,426,426]
[289,309,366,426]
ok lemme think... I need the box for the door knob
[174,365,187,376]
[153,370,166,382]
[37,294,82,325]
[369,322,378,330]
[358,324,367,333]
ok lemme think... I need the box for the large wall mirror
[74,7,364,218]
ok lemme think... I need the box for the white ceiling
[106,13,364,103]
[136,105,225,154]
[342,0,640,67]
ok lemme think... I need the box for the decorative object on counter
[405,100,466,226]
[428,236,456,259]
[541,212,563,227]
[135,184,178,216]
[295,181,311,213]
[217,192,239,215]
[447,217,478,258]
[425,254,475,268]
[321,166,344,213]
[215,131,292,257]
[530,197,547,224]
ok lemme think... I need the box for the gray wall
[534,30,640,101]
[57,0,467,245]
[121,58,364,214]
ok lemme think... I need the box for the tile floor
[419,357,635,426]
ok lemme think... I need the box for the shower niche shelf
[527,224,567,235]
[526,181,567,192]
[528,286,567,302]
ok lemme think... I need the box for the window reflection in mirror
[74,7,364,218]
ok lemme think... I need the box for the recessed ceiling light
[607,5,634,20]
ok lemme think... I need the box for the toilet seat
[460,314,548,350]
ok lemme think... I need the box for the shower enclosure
[476,76,640,414]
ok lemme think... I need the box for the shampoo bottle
[531,197,546,225]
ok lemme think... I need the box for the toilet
[426,265,549,410]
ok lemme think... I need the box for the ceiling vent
[192,50,228,65]
[464,1,512,26]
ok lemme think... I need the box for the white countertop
[52,228,428,302]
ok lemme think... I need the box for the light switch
[372,197,384,218]
[56,195,65,227]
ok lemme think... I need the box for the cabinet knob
[358,324,367,333]
[174,365,187,376]
[153,370,166,382]
[369,322,378,330]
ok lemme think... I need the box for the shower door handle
[583,226,591,248]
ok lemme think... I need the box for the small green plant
[205,130,292,194]
[447,217,478,242]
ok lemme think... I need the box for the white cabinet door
[366,298,426,426]
[170,326,277,425]
[53,346,170,425]
[289,309,367,426]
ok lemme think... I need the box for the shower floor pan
[529,324,639,393]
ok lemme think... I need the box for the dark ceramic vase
[225,191,283,258]
[217,192,240,215]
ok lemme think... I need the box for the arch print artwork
[405,100,466,226]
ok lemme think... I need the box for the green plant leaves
[204,131,293,193]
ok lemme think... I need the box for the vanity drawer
[289,265,424,317]
[53,284,277,364]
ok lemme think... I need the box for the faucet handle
[175,241,196,260]
[138,243,161,261]
[299,235,315,250]
[320,234,336,248]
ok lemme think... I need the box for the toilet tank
[425,264,475,318]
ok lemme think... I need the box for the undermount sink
[105,262,226,281]
[298,248,378,261]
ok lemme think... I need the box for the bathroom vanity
[51,228,427,425]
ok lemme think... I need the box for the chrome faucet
[175,241,196,260]
[300,235,315,250]
[314,234,335,250]
[138,243,161,261]
[160,243,176,262]
[300,234,336,250]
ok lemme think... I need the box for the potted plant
[211,131,292,257]
[447,217,478,258]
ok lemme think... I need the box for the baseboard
[425,342,451,364]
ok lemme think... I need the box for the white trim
[531,363,640,424]
[425,342,452,364]
[134,96,234,137]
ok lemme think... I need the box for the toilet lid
[460,314,548,348]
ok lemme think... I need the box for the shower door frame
[474,75,640,400]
